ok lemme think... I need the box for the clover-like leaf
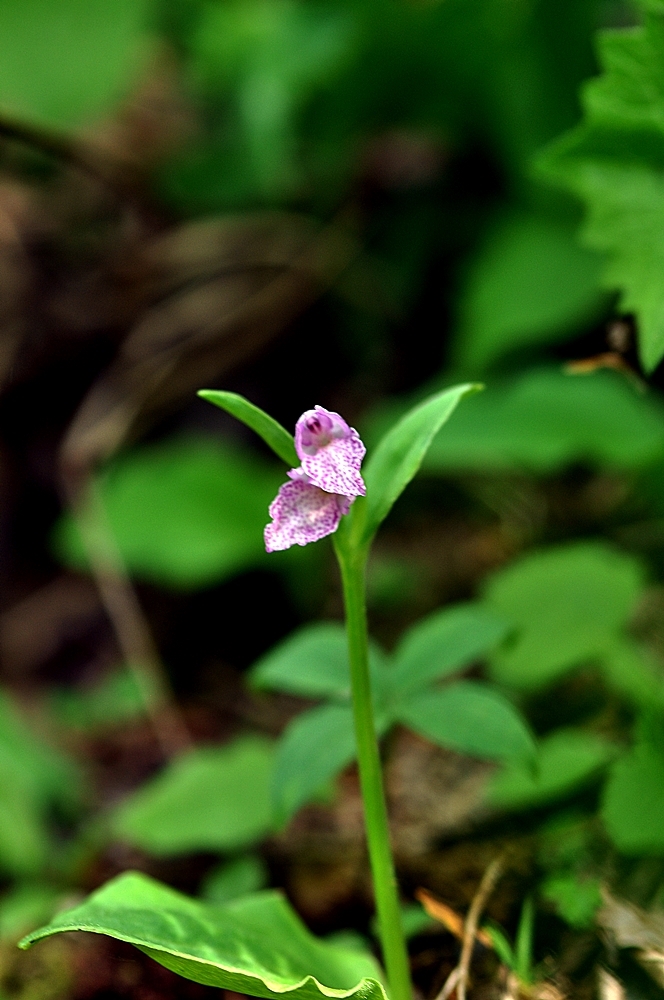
[20,872,385,1000]
[397,682,536,763]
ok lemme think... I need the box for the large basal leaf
[387,603,510,699]
[0,0,151,129]
[198,390,298,467]
[537,2,664,371]
[111,737,274,855]
[397,681,536,763]
[487,729,616,811]
[484,541,644,691]
[20,872,385,999]
[453,210,605,372]
[272,704,358,824]
[602,737,664,854]
[250,623,388,701]
[354,384,479,546]
[54,436,283,590]
[424,368,664,473]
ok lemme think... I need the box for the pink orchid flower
[264,406,366,552]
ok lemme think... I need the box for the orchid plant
[19,383,481,1000]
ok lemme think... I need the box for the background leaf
[397,681,536,763]
[55,436,283,590]
[20,873,385,999]
[602,737,664,853]
[0,0,151,128]
[271,703,358,824]
[484,542,645,690]
[111,736,275,855]
[387,603,510,699]
[250,622,389,701]
[487,729,616,810]
[198,390,298,467]
[423,368,664,473]
[453,210,605,372]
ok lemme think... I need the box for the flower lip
[264,479,353,552]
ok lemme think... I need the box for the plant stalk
[335,543,412,1000]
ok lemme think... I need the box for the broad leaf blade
[0,0,151,129]
[20,873,385,1000]
[272,704,357,824]
[198,390,298,467]
[397,682,536,763]
[389,603,510,699]
[487,729,616,810]
[602,737,664,853]
[111,737,274,855]
[250,623,388,701]
[423,368,664,474]
[55,436,282,590]
[485,542,644,691]
[359,384,480,543]
[453,209,605,372]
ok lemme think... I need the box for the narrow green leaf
[111,737,274,855]
[20,872,385,1000]
[487,729,616,811]
[388,603,510,699]
[602,738,664,854]
[198,390,298,467]
[397,682,536,763]
[250,623,388,701]
[272,704,357,824]
[358,384,480,544]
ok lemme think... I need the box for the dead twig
[415,889,493,949]
[436,855,505,1000]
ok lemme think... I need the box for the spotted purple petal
[264,479,353,552]
[294,405,366,497]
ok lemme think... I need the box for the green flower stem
[335,542,412,1000]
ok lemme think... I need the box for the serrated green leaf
[54,436,283,590]
[0,0,151,129]
[352,384,479,546]
[397,681,536,763]
[198,391,298,467]
[602,738,664,853]
[488,729,615,811]
[388,603,510,699]
[454,210,605,372]
[423,368,664,473]
[250,623,388,701]
[111,737,275,855]
[20,872,385,999]
[485,542,644,691]
[538,5,664,371]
